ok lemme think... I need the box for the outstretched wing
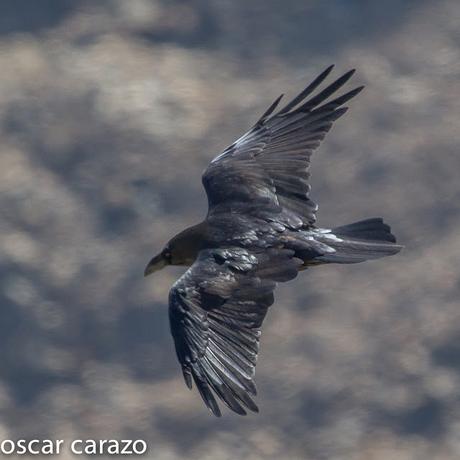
[169,247,302,416]
[202,66,364,227]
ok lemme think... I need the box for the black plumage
[144,67,402,416]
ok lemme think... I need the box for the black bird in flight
[144,66,402,417]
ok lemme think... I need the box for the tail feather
[315,218,402,264]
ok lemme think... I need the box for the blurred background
[0,1,459,459]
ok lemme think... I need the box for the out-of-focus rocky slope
[0,1,459,459]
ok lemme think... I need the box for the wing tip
[320,64,335,79]
[184,376,193,390]
[209,406,222,417]
[255,93,285,126]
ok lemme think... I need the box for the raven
[144,66,402,416]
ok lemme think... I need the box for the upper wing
[168,247,302,416]
[202,66,364,227]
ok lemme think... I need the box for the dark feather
[293,69,356,113]
[255,93,284,125]
[277,65,334,114]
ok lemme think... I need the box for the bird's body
[144,66,402,417]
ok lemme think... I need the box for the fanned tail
[315,218,403,264]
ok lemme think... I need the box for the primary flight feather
[144,66,402,417]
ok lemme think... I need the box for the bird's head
[144,224,204,276]
[144,238,195,276]
[144,244,172,276]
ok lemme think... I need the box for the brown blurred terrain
[0,1,459,459]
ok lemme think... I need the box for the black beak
[144,252,168,277]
